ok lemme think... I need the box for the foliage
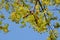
[0,0,60,40]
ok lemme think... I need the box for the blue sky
[0,1,60,40]
[0,7,49,40]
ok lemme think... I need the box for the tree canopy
[0,0,60,40]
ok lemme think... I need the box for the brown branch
[37,0,51,27]
[0,26,3,29]
[37,0,47,22]
[30,11,39,25]
[23,11,33,18]
[37,0,44,11]
[23,14,30,18]
[33,15,39,24]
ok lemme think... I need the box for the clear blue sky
[0,1,60,40]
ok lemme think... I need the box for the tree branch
[0,26,3,29]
